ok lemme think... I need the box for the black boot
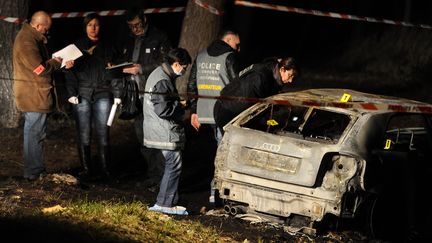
[99,145,111,179]
[78,145,92,178]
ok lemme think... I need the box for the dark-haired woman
[214,57,299,133]
[65,13,122,180]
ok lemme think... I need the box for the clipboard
[105,62,134,78]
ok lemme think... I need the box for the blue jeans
[23,112,47,178]
[210,124,223,146]
[156,150,182,207]
[73,98,112,147]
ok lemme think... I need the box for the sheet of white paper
[52,44,83,68]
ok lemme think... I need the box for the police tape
[194,0,224,16]
[3,76,432,114]
[234,0,432,30]
[0,15,21,24]
[179,92,432,114]
[0,6,185,25]
[50,7,185,18]
[0,1,223,25]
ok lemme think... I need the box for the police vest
[196,50,231,124]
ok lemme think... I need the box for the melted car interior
[240,104,351,143]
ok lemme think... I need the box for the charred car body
[213,89,432,240]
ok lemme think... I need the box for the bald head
[219,30,240,52]
[30,11,52,35]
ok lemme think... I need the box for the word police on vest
[199,62,221,70]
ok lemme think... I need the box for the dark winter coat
[118,25,171,93]
[65,37,122,101]
[214,58,283,128]
[13,23,61,112]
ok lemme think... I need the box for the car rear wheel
[361,189,411,241]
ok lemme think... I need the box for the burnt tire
[360,190,409,241]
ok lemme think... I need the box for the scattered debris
[234,213,267,224]
[205,208,228,217]
[42,204,66,214]
[199,206,206,215]
[283,225,316,241]
[48,173,79,186]
[10,195,21,200]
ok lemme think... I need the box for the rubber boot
[78,145,92,180]
[99,145,111,179]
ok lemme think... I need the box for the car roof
[266,88,432,114]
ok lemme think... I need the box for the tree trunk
[176,0,226,96]
[403,0,411,22]
[0,0,29,128]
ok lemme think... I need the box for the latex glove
[68,96,79,104]
[114,98,121,105]
[190,113,200,131]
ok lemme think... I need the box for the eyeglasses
[128,21,143,30]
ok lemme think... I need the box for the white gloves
[68,96,79,104]
[68,97,121,105]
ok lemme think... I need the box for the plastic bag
[118,78,142,120]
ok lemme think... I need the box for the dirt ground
[0,113,369,242]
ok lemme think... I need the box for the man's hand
[123,64,141,75]
[114,98,121,105]
[68,96,79,104]
[64,60,74,69]
[191,113,200,131]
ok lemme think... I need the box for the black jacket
[65,37,122,101]
[118,25,171,89]
[187,39,240,113]
[214,58,283,127]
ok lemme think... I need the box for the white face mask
[174,66,186,76]
[174,68,183,76]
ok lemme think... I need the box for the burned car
[213,89,432,240]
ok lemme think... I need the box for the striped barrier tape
[234,0,432,30]
[182,92,432,114]
[50,7,185,18]
[194,0,224,16]
[4,77,432,113]
[50,10,126,18]
[0,6,185,25]
[0,16,22,24]
[137,88,432,114]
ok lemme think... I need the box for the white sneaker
[148,204,189,215]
